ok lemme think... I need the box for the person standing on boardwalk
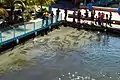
[64,8,67,21]
[106,14,108,27]
[98,12,101,26]
[98,12,101,18]
[77,10,81,23]
[91,10,95,24]
[81,15,85,24]
[42,13,45,27]
[56,8,60,21]
[101,12,105,26]
[73,10,76,23]
[109,12,112,27]
[45,11,49,26]
[95,16,98,25]
[50,11,54,24]
[85,9,88,18]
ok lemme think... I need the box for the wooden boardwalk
[63,21,120,35]
[80,6,118,12]
[68,14,120,25]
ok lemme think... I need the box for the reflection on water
[1,30,120,80]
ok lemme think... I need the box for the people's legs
[98,18,101,26]
[73,19,75,23]
[64,15,67,21]
[95,19,97,25]
[51,17,53,24]
[56,15,59,22]
[73,17,75,23]
[108,18,112,27]
[78,18,80,23]
[101,18,103,26]
[110,19,112,26]
[106,19,108,27]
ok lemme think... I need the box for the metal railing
[0,14,62,45]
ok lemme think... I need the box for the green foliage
[24,12,32,21]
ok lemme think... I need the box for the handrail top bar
[76,6,118,12]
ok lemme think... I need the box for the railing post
[24,24,26,34]
[42,19,44,27]
[34,22,36,30]
[13,27,16,39]
[46,17,48,27]
[0,31,2,43]
[34,22,37,36]
[56,15,58,22]
[61,13,62,21]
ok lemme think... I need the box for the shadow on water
[1,32,120,80]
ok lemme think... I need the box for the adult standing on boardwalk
[56,8,60,21]
[101,12,105,26]
[106,14,108,27]
[50,11,54,24]
[42,13,45,27]
[109,12,112,27]
[91,10,95,24]
[98,12,101,25]
[64,8,67,21]
[45,11,49,26]
[77,10,81,23]
[85,9,88,18]
[73,10,76,23]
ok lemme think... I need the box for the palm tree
[0,8,8,18]
[25,0,55,9]
[36,0,55,8]
[0,0,55,22]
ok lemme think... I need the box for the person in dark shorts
[91,10,95,23]
[85,9,88,18]
[50,11,54,24]
[64,8,67,21]
[77,10,81,23]
[81,15,85,24]
[98,17,101,26]
[98,12,101,18]
[42,13,45,27]
[106,14,108,27]
[109,12,112,27]
[73,10,76,23]
[95,16,98,25]
[56,8,60,21]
